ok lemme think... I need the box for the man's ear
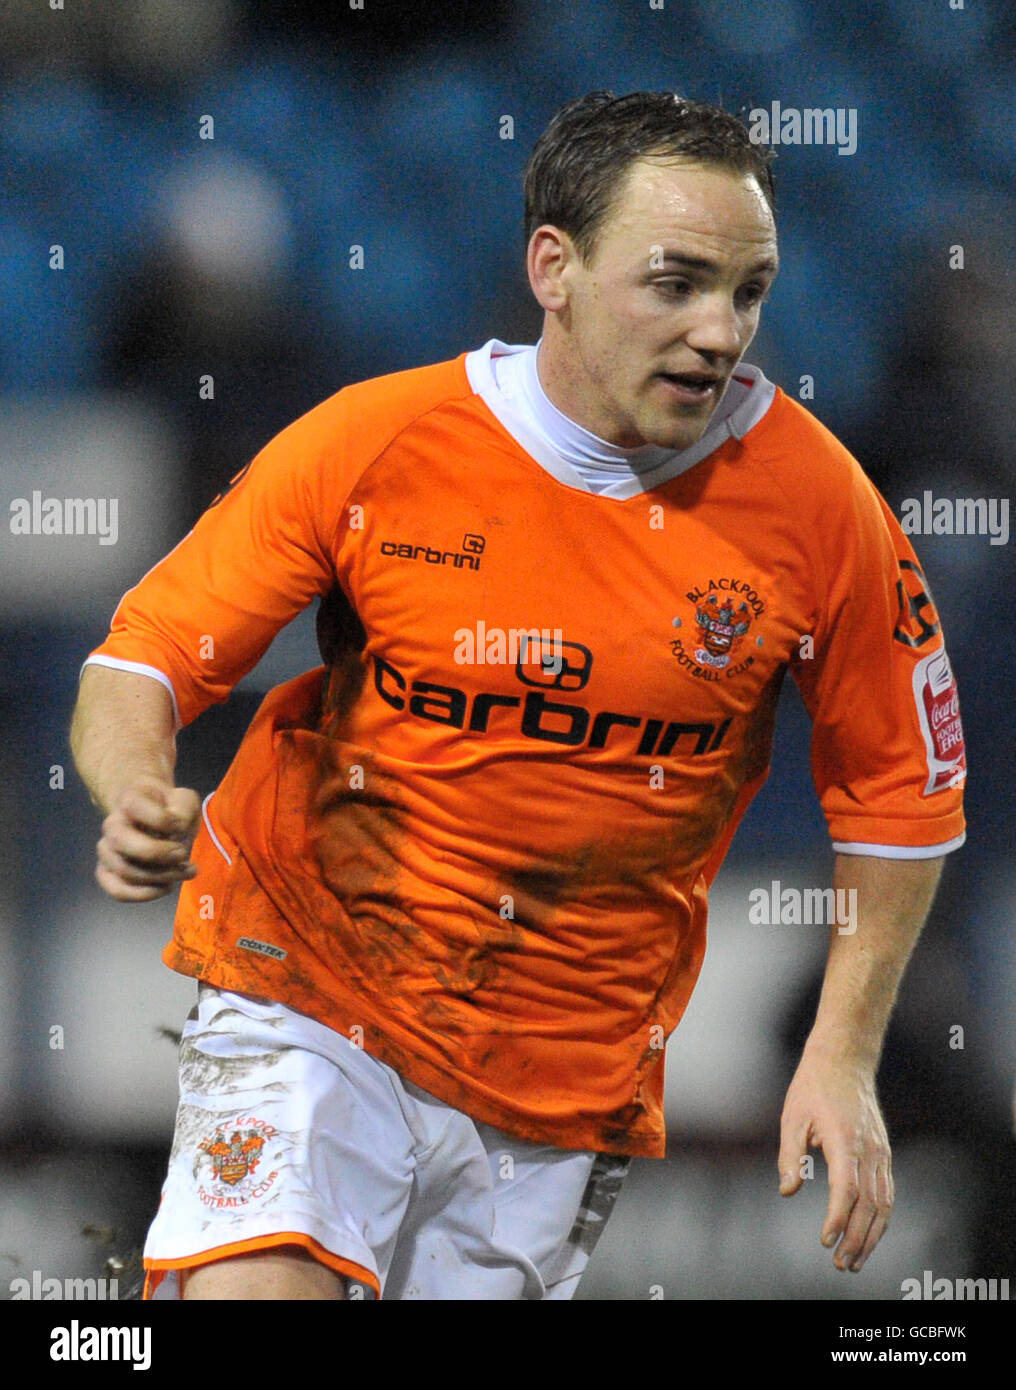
[527,226,573,313]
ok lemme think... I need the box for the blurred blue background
[1,0,1013,1300]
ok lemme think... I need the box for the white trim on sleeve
[79,655,182,733]
[201,792,233,866]
[831,832,966,859]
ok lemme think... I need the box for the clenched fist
[95,778,202,902]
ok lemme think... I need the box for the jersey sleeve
[790,458,967,857]
[82,394,353,729]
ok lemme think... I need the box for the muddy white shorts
[144,985,630,1300]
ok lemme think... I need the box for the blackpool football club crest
[693,593,752,668]
[197,1117,279,1208]
[670,576,766,682]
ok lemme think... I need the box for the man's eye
[739,285,768,307]
[654,280,691,296]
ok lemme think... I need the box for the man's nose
[683,294,743,358]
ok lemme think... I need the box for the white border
[79,654,182,733]
[201,792,233,866]
[832,832,966,859]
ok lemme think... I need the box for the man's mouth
[656,371,723,404]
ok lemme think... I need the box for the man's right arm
[71,387,356,900]
[70,665,201,902]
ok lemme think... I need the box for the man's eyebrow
[652,252,779,276]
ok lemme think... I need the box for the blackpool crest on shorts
[196,1118,279,1207]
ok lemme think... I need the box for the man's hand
[71,668,199,900]
[95,777,201,902]
[777,1048,894,1273]
[774,854,943,1273]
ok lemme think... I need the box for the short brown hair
[523,90,776,263]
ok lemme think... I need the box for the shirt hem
[161,948,666,1160]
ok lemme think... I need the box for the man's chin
[645,414,714,454]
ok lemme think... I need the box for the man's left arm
[777,852,944,1272]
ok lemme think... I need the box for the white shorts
[144,985,630,1300]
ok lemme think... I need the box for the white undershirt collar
[466,339,776,499]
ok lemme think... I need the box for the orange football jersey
[84,346,966,1157]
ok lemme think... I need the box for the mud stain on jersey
[596,1100,649,1153]
[292,733,524,1009]
[311,747,423,965]
[503,667,786,921]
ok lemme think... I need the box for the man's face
[535,158,779,450]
